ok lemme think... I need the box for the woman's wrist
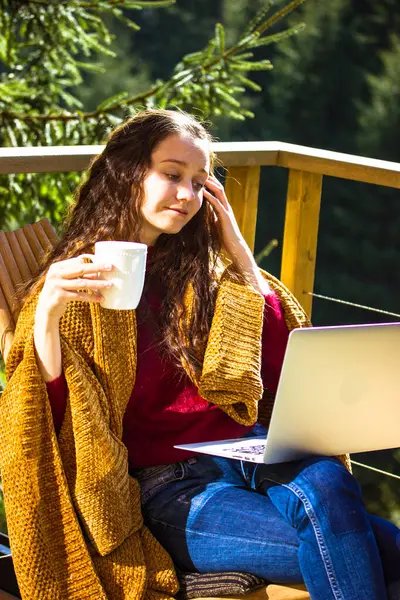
[34,307,63,382]
[229,241,270,296]
[36,294,64,325]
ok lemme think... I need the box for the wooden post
[280,169,323,318]
[224,166,261,253]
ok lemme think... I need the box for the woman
[1,109,399,600]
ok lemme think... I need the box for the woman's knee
[294,457,370,535]
[300,457,358,490]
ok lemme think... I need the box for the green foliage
[0,0,305,230]
[358,33,400,159]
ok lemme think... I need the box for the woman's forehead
[153,134,210,173]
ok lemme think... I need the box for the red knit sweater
[46,283,289,469]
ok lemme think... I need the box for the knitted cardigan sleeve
[0,294,178,600]
[195,265,310,425]
[198,269,265,425]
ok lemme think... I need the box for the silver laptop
[175,322,400,464]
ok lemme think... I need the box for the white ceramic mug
[94,241,147,310]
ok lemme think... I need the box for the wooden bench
[0,591,20,600]
[0,584,309,600]
[0,219,310,600]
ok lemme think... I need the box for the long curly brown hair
[24,109,224,377]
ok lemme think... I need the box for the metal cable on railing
[307,289,400,481]
[351,460,400,480]
[306,291,400,320]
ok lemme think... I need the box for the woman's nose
[176,182,193,200]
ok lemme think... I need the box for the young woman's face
[139,134,210,246]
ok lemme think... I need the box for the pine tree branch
[78,1,173,8]
[255,0,306,35]
[1,84,162,122]
[11,0,172,6]
[0,42,252,122]
[80,0,130,7]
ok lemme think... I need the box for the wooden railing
[1,141,400,317]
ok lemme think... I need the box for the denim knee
[292,457,370,536]
[257,457,370,536]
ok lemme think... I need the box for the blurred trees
[253,0,400,333]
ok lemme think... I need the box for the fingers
[43,255,115,308]
[204,175,229,210]
[59,278,113,292]
[205,175,224,195]
[203,188,226,216]
[38,255,116,321]
[60,290,105,304]
[42,277,113,310]
[48,255,113,281]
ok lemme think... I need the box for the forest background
[0,0,399,532]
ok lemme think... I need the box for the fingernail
[104,263,112,270]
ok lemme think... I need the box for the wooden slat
[0,233,24,289]
[4,231,32,282]
[0,233,25,327]
[0,590,20,600]
[22,224,45,264]
[0,219,58,361]
[14,228,39,274]
[0,250,19,322]
[39,217,58,247]
[0,283,15,362]
[197,582,309,600]
[265,584,309,599]
[224,166,261,252]
[31,220,55,254]
[280,169,323,318]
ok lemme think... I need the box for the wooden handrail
[1,142,400,318]
[1,142,400,187]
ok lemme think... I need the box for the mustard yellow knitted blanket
[0,269,314,599]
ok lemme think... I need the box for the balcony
[1,142,400,600]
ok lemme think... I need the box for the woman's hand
[203,175,270,296]
[203,175,246,261]
[36,255,113,323]
[34,256,113,381]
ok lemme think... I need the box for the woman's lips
[167,207,188,216]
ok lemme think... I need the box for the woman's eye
[167,173,180,182]
[193,181,205,192]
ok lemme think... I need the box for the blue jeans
[134,451,400,600]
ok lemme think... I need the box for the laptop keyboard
[222,443,265,456]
